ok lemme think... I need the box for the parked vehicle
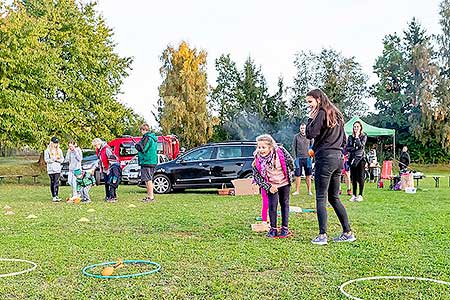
[140,141,257,194]
[108,135,180,168]
[60,149,102,185]
[122,154,170,185]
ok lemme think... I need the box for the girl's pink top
[266,156,289,188]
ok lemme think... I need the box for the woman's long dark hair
[352,121,364,136]
[306,89,344,128]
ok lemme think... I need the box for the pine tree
[291,49,368,121]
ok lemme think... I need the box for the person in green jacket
[74,168,95,203]
[135,123,158,202]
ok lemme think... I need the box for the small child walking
[74,169,95,203]
[252,134,295,238]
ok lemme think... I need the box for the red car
[108,135,180,168]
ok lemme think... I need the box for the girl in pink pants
[252,134,295,238]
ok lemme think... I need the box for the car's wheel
[153,174,172,194]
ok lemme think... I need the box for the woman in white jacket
[65,140,83,198]
[44,137,64,202]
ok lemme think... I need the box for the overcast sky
[95,0,443,125]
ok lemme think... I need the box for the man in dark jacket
[399,146,410,172]
[135,123,158,202]
[292,123,313,196]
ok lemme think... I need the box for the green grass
[0,175,449,299]
[0,156,42,178]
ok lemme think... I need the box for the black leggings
[49,173,60,197]
[315,153,351,235]
[350,160,365,196]
[268,184,290,229]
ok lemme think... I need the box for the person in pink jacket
[252,134,294,238]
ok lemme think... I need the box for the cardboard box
[231,178,259,196]
[400,173,414,190]
[251,222,270,232]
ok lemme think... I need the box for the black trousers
[350,160,365,196]
[49,173,60,197]
[268,184,290,229]
[315,153,351,235]
[103,172,111,199]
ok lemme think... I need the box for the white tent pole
[393,133,396,161]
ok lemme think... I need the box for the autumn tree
[159,41,216,148]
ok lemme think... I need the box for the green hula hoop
[82,260,161,279]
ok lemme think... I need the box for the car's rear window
[217,145,255,159]
[120,143,138,156]
[242,146,256,158]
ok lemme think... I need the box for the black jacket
[346,134,367,166]
[399,151,410,168]
[306,109,346,157]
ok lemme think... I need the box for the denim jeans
[268,184,290,229]
[315,152,351,234]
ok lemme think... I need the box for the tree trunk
[38,150,46,168]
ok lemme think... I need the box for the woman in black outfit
[346,121,367,202]
[305,89,356,245]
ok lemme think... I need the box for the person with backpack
[135,123,158,202]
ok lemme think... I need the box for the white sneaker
[349,195,357,202]
[356,195,363,202]
[308,192,313,196]
[292,191,299,195]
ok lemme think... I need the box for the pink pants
[261,189,269,222]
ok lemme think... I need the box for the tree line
[1,0,449,163]
[159,0,450,163]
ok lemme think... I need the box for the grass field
[1,168,450,299]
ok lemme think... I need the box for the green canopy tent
[344,116,396,160]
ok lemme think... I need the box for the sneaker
[142,197,154,203]
[308,192,313,196]
[266,227,278,238]
[333,232,356,243]
[347,189,352,196]
[356,195,363,202]
[311,234,328,245]
[292,191,299,196]
[106,198,117,203]
[349,195,357,202]
[278,227,292,238]
[52,197,60,202]
[81,199,91,203]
